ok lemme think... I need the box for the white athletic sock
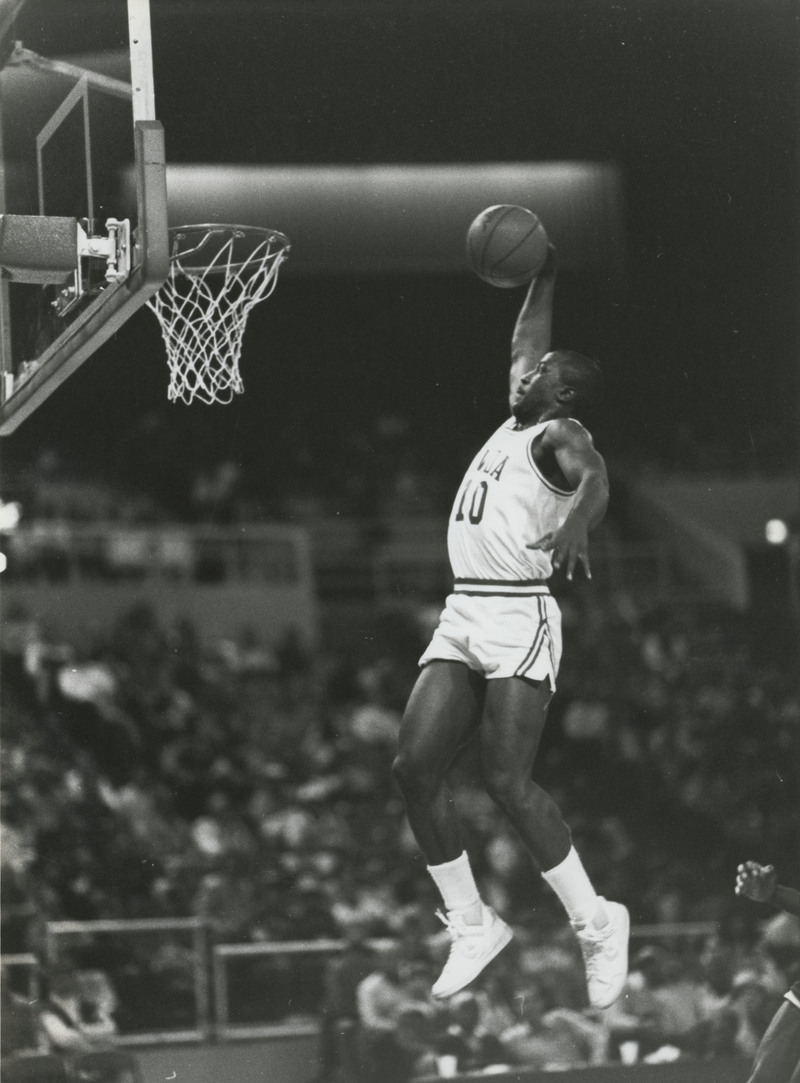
[541,846,608,929]
[427,851,483,924]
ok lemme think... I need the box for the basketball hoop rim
[167,222,290,276]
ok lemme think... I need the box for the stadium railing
[0,519,675,601]
[4,919,719,1046]
[43,918,210,1046]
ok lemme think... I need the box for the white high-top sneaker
[431,903,513,1000]
[573,898,630,1009]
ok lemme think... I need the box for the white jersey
[447,418,577,592]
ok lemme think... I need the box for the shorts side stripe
[542,597,557,674]
[515,598,547,677]
[515,597,555,680]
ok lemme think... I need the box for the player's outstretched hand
[528,520,591,581]
[735,861,777,903]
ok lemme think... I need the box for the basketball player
[735,861,800,1082]
[392,242,630,1005]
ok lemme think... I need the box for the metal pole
[127,0,156,123]
[0,44,12,394]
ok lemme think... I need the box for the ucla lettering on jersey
[447,418,577,594]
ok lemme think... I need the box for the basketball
[466,205,549,288]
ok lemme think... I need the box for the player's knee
[391,750,417,795]
[391,750,436,799]
[483,763,528,812]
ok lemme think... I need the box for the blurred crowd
[315,920,798,1080]
[3,419,457,531]
[1,563,798,1076]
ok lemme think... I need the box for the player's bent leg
[394,662,512,997]
[480,676,629,1009]
[392,661,483,863]
[480,676,571,869]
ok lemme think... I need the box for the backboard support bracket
[53,218,133,317]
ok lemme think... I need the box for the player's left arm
[527,419,609,580]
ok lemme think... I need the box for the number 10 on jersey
[454,480,488,524]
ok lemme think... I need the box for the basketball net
[146,224,290,405]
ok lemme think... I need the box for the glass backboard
[0,0,168,434]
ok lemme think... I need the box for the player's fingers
[564,547,591,581]
[527,533,553,551]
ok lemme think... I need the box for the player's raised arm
[527,419,609,580]
[509,244,557,403]
[736,862,800,916]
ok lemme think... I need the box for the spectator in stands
[357,950,444,1077]
[0,816,43,956]
[470,972,520,1046]
[367,1007,440,1083]
[1,967,40,1059]
[636,945,709,1054]
[435,990,508,1073]
[726,971,783,1059]
[73,971,120,1046]
[497,976,609,1069]
[38,971,97,1053]
[37,966,139,1083]
[356,947,413,1045]
[328,867,397,939]
[697,936,737,1020]
[190,870,258,941]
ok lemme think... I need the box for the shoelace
[579,925,618,971]
[435,909,487,966]
[436,909,487,941]
[436,909,458,938]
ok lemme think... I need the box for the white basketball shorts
[418,586,562,688]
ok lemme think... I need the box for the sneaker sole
[590,903,630,1010]
[431,923,513,1000]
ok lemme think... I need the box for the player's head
[511,349,603,424]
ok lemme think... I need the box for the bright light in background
[0,500,21,531]
[151,161,625,276]
[0,552,6,574]
[765,518,789,545]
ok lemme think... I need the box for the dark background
[3,0,799,507]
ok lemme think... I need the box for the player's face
[511,353,563,420]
